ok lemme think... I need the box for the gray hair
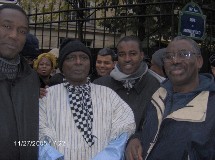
[172,36,201,55]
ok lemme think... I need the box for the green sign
[178,2,206,40]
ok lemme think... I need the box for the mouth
[170,67,184,75]
[123,64,133,69]
[99,69,106,73]
[73,70,83,74]
[5,43,17,50]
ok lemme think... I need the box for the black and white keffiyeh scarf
[63,78,96,146]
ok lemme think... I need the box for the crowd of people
[0,3,215,160]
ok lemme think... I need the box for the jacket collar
[152,87,208,124]
[134,72,151,94]
[0,55,32,81]
[17,56,32,78]
[111,72,150,94]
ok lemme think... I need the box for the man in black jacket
[94,36,160,130]
[0,4,39,160]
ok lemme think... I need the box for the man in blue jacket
[126,36,215,160]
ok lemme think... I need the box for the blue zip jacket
[139,73,215,160]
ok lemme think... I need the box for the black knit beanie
[58,39,92,72]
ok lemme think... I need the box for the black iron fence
[19,0,215,71]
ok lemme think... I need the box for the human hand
[40,87,47,98]
[125,138,143,160]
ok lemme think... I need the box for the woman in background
[34,53,57,88]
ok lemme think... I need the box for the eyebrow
[2,19,28,29]
[128,50,137,52]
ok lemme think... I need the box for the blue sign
[178,2,206,40]
[183,4,202,14]
[0,0,17,3]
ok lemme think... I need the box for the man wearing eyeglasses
[125,36,215,160]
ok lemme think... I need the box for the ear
[140,51,144,60]
[196,55,203,70]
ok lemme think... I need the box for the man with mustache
[126,36,215,160]
[94,35,160,130]
[0,4,39,160]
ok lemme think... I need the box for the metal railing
[19,0,214,71]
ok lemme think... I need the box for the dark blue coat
[139,74,215,160]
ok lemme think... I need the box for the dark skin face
[0,8,28,59]
[62,51,90,86]
[117,40,144,75]
[36,57,53,77]
[164,39,203,93]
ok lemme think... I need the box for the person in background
[0,4,39,160]
[94,35,160,130]
[48,47,116,85]
[39,39,135,160]
[49,47,60,76]
[33,52,57,88]
[47,47,66,87]
[148,48,166,83]
[92,48,116,80]
[21,33,40,67]
[49,48,59,60]
[125,36,215,160]
[209,54,215,77]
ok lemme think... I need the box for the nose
[172,55,181,64]
[100,62,105,67]
[125,54,131,62]
[8,29,18,39]
[42,64,47,68]
[75,57,82,64]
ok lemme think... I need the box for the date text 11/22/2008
[14,140,66,147]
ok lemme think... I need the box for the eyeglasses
[163,50,197,63]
